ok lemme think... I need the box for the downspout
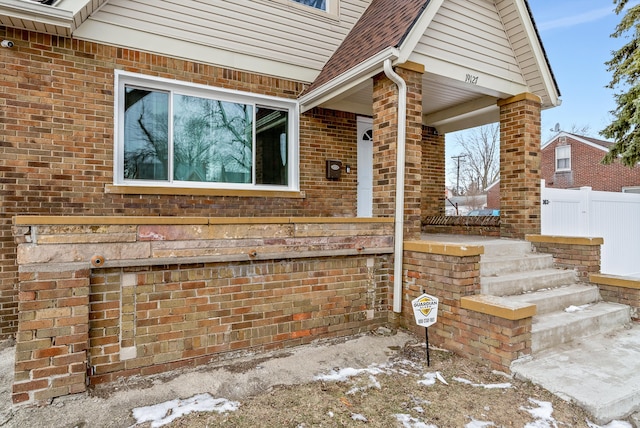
[383,59,407,314]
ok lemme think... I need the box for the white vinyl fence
[541,180,640,278]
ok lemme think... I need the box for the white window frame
[555,145,571,172]
[622,186,640,194]
[114,70,299,191]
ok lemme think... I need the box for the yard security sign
[412,293,438,327]
[412,293,439,366]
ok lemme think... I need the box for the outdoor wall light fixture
[1,40,14,48]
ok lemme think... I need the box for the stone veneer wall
[12,217,394,405]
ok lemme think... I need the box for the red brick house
[542,132,640,192]
[1,0,561,404]
[487,132,640,209]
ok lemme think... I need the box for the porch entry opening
[357,117,373,217]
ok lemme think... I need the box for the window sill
[105,185,306,199]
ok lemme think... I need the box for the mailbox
[326,160,342,180]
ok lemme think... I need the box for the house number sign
[465,73,479,85]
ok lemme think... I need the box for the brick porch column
[372,62,423,240]
[421,126,445,217]
[498,93,542,239]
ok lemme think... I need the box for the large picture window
[115,71,297,190]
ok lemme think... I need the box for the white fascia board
[514,0,561,107]
[298,47,400,113]
[396,0,444,63]
[0,0,73,26]
[55,0,94,14]
[541,131,610,152]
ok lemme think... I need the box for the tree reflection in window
[123,87,255,184]
[123,88,169,180]
[173,95,252,184]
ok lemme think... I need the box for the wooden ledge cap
[590,273,640,290]
[404,240,484,257]
[526,235,604,246]
[461,295,536,320]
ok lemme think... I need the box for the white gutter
[383,59,407,314]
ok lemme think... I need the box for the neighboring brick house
[487,132,640,209]
[542,132,640,192]
[0,0,560,404]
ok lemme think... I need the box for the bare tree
[452,124,500,194]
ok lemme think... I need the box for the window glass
[116,72,297,190]
[173,95,253,184]
[124,88,169,181]
[556,145,571,171]
[256,107,288,185]
[291,0,326,11]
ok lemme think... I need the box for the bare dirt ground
[0,329,609,428]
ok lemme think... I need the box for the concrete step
[480,253,554,277]
[532,302,631,353]
[512,324,640,424]
[480,239,532,258]
[504,284,601,315]
[481,268,577,296]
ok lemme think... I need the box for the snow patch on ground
[132,393,239,428]
[453,377,512,389]
[129,359,634,428]
[394,413,438,428]
[417,371,448,386]
[466,419,495,427]
[565,304,591,313]
[587,420,634,428]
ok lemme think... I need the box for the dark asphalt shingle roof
[306,0,430,92]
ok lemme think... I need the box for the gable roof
[0,0,106,37]
[300,0,561,132]
[306,0,429,93]
[542,132,613,152]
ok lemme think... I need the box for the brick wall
[541,135,640,191]
[0,27,362,338]
[402,241,532,373]
[498,93,542,239]
[13,268,90,404]
[592,274,640,320]
[526,235,602,281]
[422,215,500,236]
[88,256,389,385]
[12,217,394,404]
[421,127,445,217]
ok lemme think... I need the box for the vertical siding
[541,185,640,277]
[412,0,525,84]
[84,0,370,79]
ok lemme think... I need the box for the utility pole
[451,154,467,196]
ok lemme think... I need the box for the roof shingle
[306,0,429,92]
